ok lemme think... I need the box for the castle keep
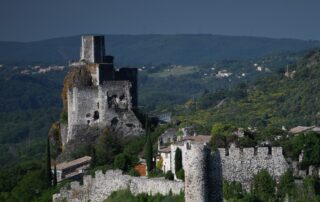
[64,36,143,145]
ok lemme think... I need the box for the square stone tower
[80,35,106,64]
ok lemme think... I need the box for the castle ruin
[53,138,290,202]
[63,36,143,146]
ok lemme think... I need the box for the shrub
[114,153,129,172]
[176,169,185,181]
[252,169,275,201]
[128,168,140,177]
[165,171,174,181]
[277,170,295,200]
[223,180,244,200]
[60,111,68,124]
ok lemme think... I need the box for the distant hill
[178,49,320,129]
[0,34,319,65]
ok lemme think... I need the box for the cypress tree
[53,163,57,186]
[144,115,153,172]
[90,147,97,169]
[175,148,182,173]
[46,137,52,187]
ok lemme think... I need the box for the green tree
[223,180,244,200]
[210,123,236,149]
[95,129,122,166]
[90,147,97,169]
[144,115,153,173]
[294,176,320,202]
[252,169,275,202]
[45,137,52,187]
[165,171,174,180]
[114,153,129,172]
[176,169,185,181]
[175,148,183,173]
[144,133,153,172]
[10,170,47,202]
[277,170,295,201]
[53,163,57,187]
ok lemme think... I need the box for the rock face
[53,170,184,202]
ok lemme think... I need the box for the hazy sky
[1,0,320,42]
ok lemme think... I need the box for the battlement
[218,143,283,157]
[216,143,288,190]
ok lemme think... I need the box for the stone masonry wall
[216,143,289,190]
[53,170,184,202]
[184,142,209,202]
[66,81,143,144]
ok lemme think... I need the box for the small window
[93,111,99,120]
[225,148,229,156]
[97,102,99,109]
[187,142,191,150]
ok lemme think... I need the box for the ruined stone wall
[66,81,143,144]
[53,170,184,202]
[216,144,289,190]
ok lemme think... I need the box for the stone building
[157,135,211,178]
[158,146,171,173]
[52,156,91,182]
[64,35,143,146]
[158,128,178,150]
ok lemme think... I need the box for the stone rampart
[216,144,289,190]
[53,170,184,202]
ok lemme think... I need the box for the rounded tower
[184,142,209,202]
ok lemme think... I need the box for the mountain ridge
[0,34,319,65]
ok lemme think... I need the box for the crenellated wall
[54,142,290,202]
[215,143,289,190]
[53,170,184,202]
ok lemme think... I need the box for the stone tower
[64,35,142,146]
[184,142,209,202]
[80,35,106,64]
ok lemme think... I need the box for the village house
[289,125,320,135]
[52,156,91,182]
[157,134,211,176]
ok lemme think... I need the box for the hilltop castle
[61,35,143,147]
